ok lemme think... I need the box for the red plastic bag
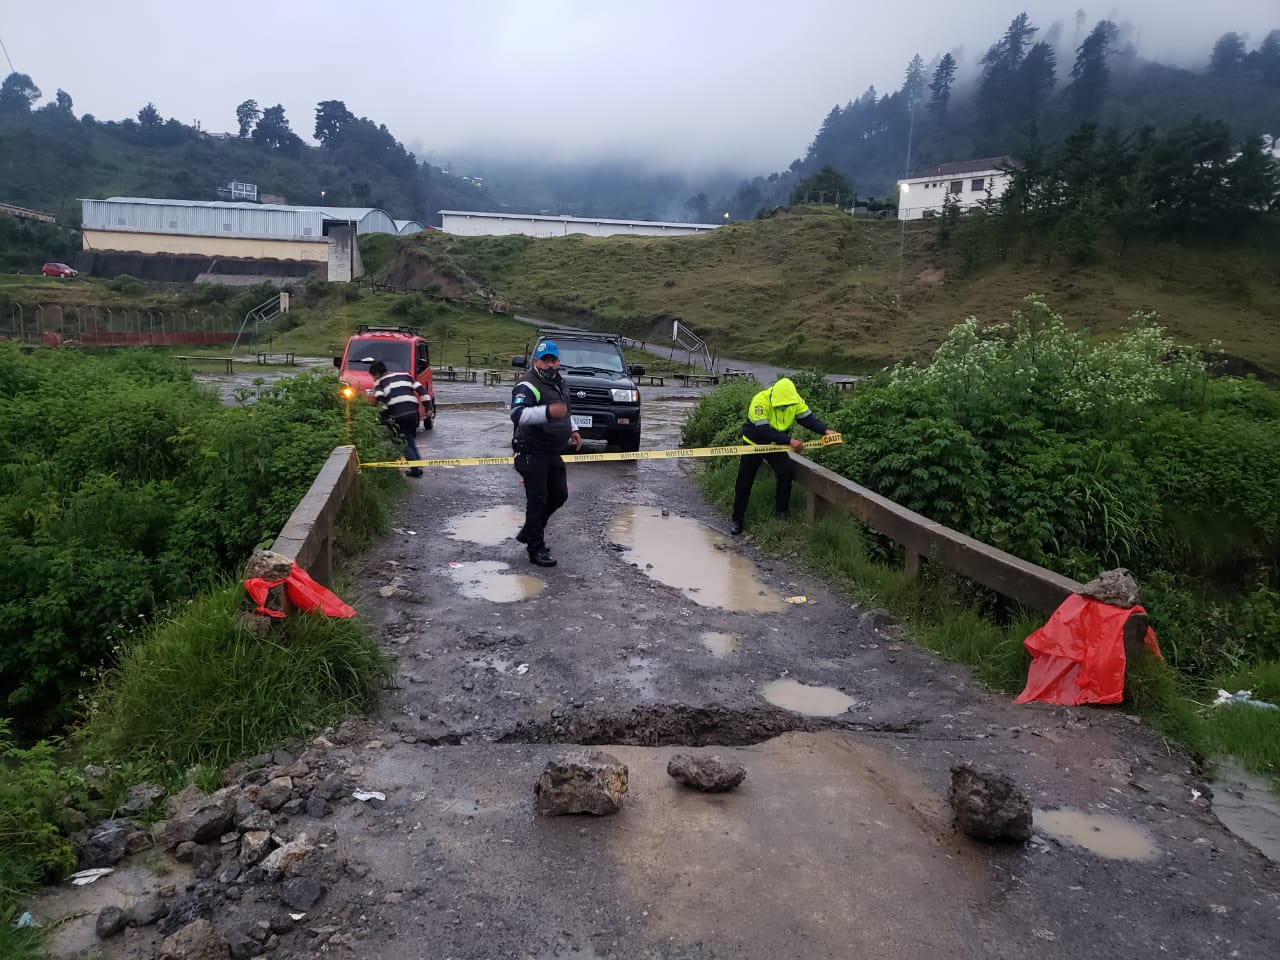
[244,562,356,619]
[1014,594,1161,706]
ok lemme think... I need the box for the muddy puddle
[701,631,741,657]
[761,678,856,716]
[606,506,785,612]
[445,561,544,602]
[1211,756,1280,863]
[24,864,192,956]
[1034,808,1159,860]
[447,505,526,546]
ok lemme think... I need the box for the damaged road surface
[42,396,1280,960]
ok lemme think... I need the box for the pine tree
[1066,20,1118,117]
[235,99,261,139]
[252,104,302,152]
[979,13,1039,130]
[1017,42,1057,126]
[928,53,957,120]
[1209,32,1246,78]
[314,100,356,146]
[1245,30,1280,87]
[903,55,926,109]
[136,102,162,129]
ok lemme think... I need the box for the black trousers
[732,450,795,524]
[514,450,568,551]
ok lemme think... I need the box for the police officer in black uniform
[510,340,582,567]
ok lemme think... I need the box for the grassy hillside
[371,208,1280,374]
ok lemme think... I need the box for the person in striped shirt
[370,360,426,478]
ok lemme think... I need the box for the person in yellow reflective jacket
[730,377,836,536]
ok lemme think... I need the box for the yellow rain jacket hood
[742,377,827,445]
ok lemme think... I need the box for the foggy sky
[3,0,1275,174]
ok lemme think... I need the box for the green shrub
[106,273,147,294]
[0,345,400,732]
[0,721,80,905]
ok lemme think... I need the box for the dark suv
[514,331,644,451]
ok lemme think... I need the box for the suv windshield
[346,340,411,371]
[556,341,624,375]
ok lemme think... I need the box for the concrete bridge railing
[270,445,359,586]
[791,455,1084,614]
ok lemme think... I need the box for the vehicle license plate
[571,415,593,429]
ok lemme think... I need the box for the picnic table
[437,366,478,383]
[255,352,296,365]
[483,370,518,387]
[674,373,720,387]
[175,355,234,374]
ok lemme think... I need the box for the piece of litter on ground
[69,867,114,886]
[352,790,386,802]
[515,663,530,675]
[16,912,39,927]
[1213,688,1280,710]
[784,596,808,604]
[290,913,306,921]
[448,562,462,568]
[406,530,417,536]
[1190,788,1202,802]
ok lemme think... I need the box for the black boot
[730,521,744,536]
[528,548,557,567]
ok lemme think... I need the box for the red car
[333,324,436,430]
[41,262,77,278]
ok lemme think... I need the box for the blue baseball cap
[533,340,560,360]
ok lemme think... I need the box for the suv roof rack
[536,328,622,343]
[356,324,420,336]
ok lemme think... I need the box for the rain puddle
[24,864,193,956]
[606,506,785,612]
[761,678,855,717]
[445,561,543,602]
[701,632,741,657]
[1034,808,1159,860]
[447,505,526,546]
[1211,756,1280,863]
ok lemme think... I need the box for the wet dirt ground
[38,386,1280,959]
[333,397,1280,958]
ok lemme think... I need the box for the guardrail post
[804,488,828,522]
[904,547,922,578]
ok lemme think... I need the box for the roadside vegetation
[683,299,1280,785]
[0,344,402,955]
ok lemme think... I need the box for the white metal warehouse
[80,198,425,281]
[439,210,721,239]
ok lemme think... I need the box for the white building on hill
[896,157,1014,221]
[439,210,721,239]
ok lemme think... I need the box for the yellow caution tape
[360,433,843,469]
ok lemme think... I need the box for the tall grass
[78,585,393,778]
